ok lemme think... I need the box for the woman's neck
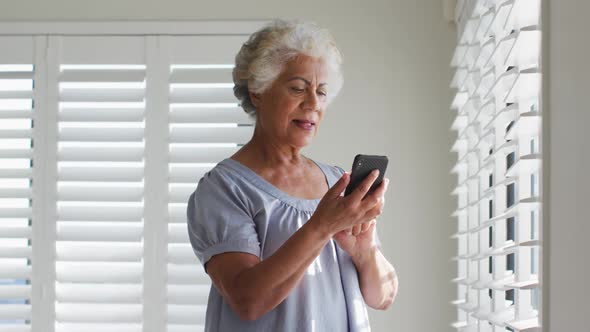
[232,126,307,169]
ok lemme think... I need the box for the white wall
[545,0,590,330]
[0,1,456,331]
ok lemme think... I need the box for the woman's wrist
[351,245,379,270]
[305,216,334,242]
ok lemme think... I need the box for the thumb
[326,172,350,199]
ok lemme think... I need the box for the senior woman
[187,20,398,331]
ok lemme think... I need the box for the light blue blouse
[187,158,372,332]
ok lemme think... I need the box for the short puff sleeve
[187,169,261,271]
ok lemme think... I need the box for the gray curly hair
[232,19,343,117]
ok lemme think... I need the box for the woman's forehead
[281,55,329,82]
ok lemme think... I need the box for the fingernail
[373,169,379,176]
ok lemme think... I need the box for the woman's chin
[288,136,314,149]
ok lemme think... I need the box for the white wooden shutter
[164,36,254,332]
[52,36,146,332]
[450,1,542,331]
[0,36,35,332]
[0,22,262,332]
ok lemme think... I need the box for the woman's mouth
[292,119,315,130]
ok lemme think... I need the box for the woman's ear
[249,91,261,108]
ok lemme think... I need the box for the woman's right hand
[311,169,383,237]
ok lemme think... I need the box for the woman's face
[250,55,329,149]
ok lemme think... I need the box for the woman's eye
[317,90,327,97]
[291,87,304,93]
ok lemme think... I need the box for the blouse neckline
[218,157,332,212]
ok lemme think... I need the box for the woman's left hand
[333,178,389,260]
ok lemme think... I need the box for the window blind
[54,36,147,332]
[164,36,253,332]
[0,22,260,332]
[450,1,542,331]
[0,36,35,332]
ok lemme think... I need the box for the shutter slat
[55,323,140,332]
[168,224,189,243]
[507,318,540,331]
[167,285,209,305]
[0,110,32,119]
[505,154,541,177]
[169,186,196,204]
[0,188,32,199]
[59,88,145,103]
[169,68,233,84]
[0,285,31,300]
[58,146,143,162]
[167,304,206,324]
[0,208,32,218]
[0,129,32,139]
[0,246,31,259]
[0,72,33,80]
[56,283,142,303]
[169,166,210,183]
[58,206,142,222]
[0,265,31,279]
[55,303,142,323]
[0,91,33,99]
[168,205,188,224]
[60,70,145,83]
[57,224,142,242]
[0,148,33,159]
[58,166,143,182]
[167,265,209,284]
[59,108,144,122]
[169,87,235,104]
[505,70,541,103]
[56,243,142,262]
[0,168,32,178]
[505,29,541,68]
[59,128,144,142]
[169,146,238,163]
[169,126,253,144]
[168,245,198,264]
[0,226,31,239]
[56,262,142,283]
[0,304,31,320]
[167,325,205,332]
[169,107,251,124]
[57,186,143,202]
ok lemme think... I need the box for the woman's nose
[302,90,319,112]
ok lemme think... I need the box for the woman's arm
[352,244,398,310]
[205,219,330,321]
[205,170,383,321]
[332,177,398,309]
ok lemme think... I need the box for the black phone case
[344,154,389,196]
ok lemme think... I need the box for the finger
[360,221,371,233]
[363,201,384,220]
[333,229,349,242]
[348,169,380,202]
[364,177,389,202]
[326,172,350,199]
[352,224,362,236]
[366,219,377,233]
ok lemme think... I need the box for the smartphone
[344,154,389,196]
